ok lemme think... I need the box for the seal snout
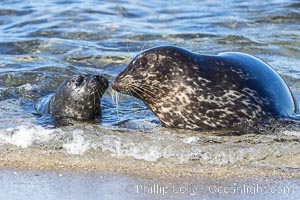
[92,75,109,89]
[101,76,109,90]
[72,74,85,86]
[111,79,122,91]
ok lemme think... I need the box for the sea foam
[0,124,61,148]
[63,130,90,155]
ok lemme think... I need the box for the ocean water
[0,0,300,172]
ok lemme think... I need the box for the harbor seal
[49,74,108,120]
[112,46,299,130]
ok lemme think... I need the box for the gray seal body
[112,46,298,130]
[49,74,108,120]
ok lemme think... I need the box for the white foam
[282,130,300,137]
[124,144,163,162]
[0,124,61,148]
[99,135,164,162]
[182,136,200,144]
[17,83,34,91]
[63,130,90,155]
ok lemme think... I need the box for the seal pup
[112,46,298,130]
[49,74,108,120]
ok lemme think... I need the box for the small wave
[256,12,300,24]
[218,35,265,46]
[0,124,62,148]
[0,9,33,16]
[98,134,167,162]
[63,130,90,155]
[287,2,300,8]
[282,130,300,137]
[182,136,200,144]
[0,40,44,55]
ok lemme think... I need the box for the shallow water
[0,0,300,175]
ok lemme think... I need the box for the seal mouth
[89,75,109,89]
[112,78,152,101]
[111,79,121,91]
[69,74,109,98]
[111,78,132,95]
[86,75,109,96]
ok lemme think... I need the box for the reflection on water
[0,0,300,172]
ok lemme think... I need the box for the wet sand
[0,169,299,200]
[0,144,300,199]
[1,144,300,179]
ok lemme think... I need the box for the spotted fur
[112,46,297,130]
[50,74,108,120]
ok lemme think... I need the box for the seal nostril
[95,75,101,79]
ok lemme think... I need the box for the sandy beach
[0,144,299,200]
[1,143,300,179]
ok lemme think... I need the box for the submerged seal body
[49,74,108,120]
[112,46,298,130]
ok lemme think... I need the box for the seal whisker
[94,85,101,110]
[140,42,148,53]
[130,86,147,100]
[131,83,161,93]
[125,85,133,96]
[94,85,103,99]
[92,86,101,108]
[131,84,157,96]
[127,43,134,58]
[127,87,134,99]
[139,84,163,94]
[137,84,167,97]
[140,84,163,92]
[131,85,155,100]
[136,85,157,96]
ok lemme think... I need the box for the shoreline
[0,164,299,200]
[1,145,300,181]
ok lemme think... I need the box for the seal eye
[136,57,147,69]
[74,75,84,86]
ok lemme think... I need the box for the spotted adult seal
[112,46,299,130]
[48,74,108,120]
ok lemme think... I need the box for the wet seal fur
[49,74,108,120]
[112,46,299,130]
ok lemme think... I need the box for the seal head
[112,46,297,130]
[50,74,108,120]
